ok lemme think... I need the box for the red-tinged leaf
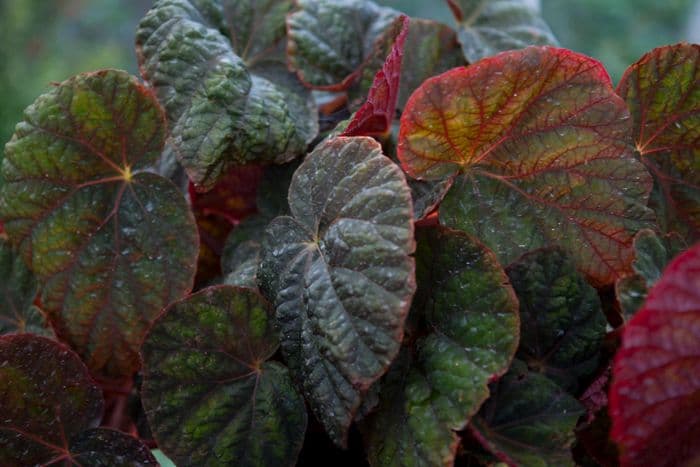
[343,16,409,137]
[617,43,700,241]
[610,242,700,467]
[399,46,654,285]
[189,165,264,283]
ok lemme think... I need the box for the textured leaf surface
[398,46,654,285]
[507,248,607,392]
[70,428,157,466]
[0,238,48,335]
[610,242,700,467]
[0,70,198,379]
[470,360,584,467]
[286,0,399,90]
[615,229,687,318]
[222,216,268,288]
[136,0,317,190]
[617,43,700,241]
[343,16,409,138]
[141,286,306,467]
[363,226,519,467]
[258,136,415,446]
[447,0,558,63]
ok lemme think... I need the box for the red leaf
[342,16,409,137]
[610,243,700,467]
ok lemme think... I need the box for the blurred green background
[1,0,697,146]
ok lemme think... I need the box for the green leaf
[447,0,558,62]
[470,360,584,467]
[362,226,519,467]
[398,46,655,285]
[141,285,306,467]
[136,0,318,190]
[70,428,158,466]
[0,70,198,380]
[286,0,400,90]
[258,136,415,446]
[616,43,700,241]
[222,216,267,288]
[506,248,607,392]
[0,238,49,336]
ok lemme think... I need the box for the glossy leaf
[0,238,49,336]
[470,360,584,467]
[69,428,158,466]
[343,16,409,138]
[447,0,558,62]
[136,0,317,190]
[617,44,700,241]
[507,248,607,392]
[615,229,687,318]
[362,226,519,467]
[258,136,415,446]
[286,0,400,90]
[0,70,198,379]
[610,242,700,467]
[398,46,654,285]
[141,286,307,467]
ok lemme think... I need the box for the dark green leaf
[447,0,558,62]
[258,136,415,446]
[0,70,198,380]
[506,248,607,392]
[70,428,158,466]
[470,360,584,467]
[362,226,519,467]
[141,286,307,467]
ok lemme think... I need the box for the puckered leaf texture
[258,136,415,446]
[399,46,655,285]
[0,70,198,380]
[610,242,700,467]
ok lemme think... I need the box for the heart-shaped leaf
[616,43,700,241]
[506,248,607,392]
[286,0,400,90]
[0,70,198,380]
[398,46,655,285]
[0,334,155,466]
[257,136,415,446]
[447,0,558,63]
[362,226,519,467]
[136,0,318,190]
[469,359,584,467]
[610,242,700,467]
[141,285,307,467]
[0,238,49,336]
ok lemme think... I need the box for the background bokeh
[1,0,697,147]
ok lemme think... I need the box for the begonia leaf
[141,285,307,467]
[610,242,700,467]
[506,248,607,392]
[470,360,584,467]
[362,226,519,467]
[69,428,158,466]
[136,0,317,190]
[616,43,700,241]
[257,136,415,446]
[0,70,198,380]
[286,0,400,90]
[447,0,558,63]
[398,46,655,285]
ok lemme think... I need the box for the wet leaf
[610,242,700,467]
[141,285,307,467]
[286,0,400,90]
[362,226,519,467]
[447,0,558,62]
[258,136,415,446]
[136,0,317,190]
[0,70,198,380]
[470,360,584,467]
[617,44,700,241]
[506,248,607,392]
[398,46,654,285]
